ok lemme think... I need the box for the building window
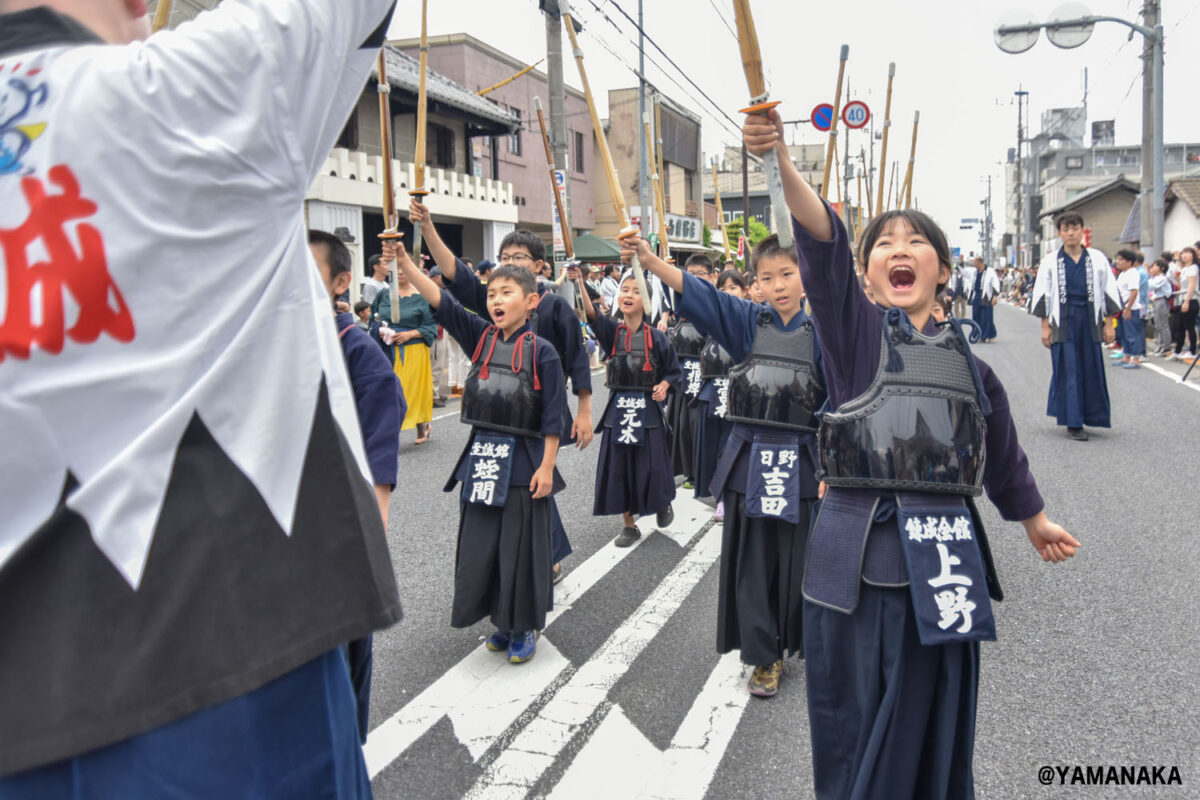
[1065,156,1083,169]
[574,130,585,172]
[509,108,522,156]
[428,123,455,170]
[685,171,694,204]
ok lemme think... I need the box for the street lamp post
[995,8,1165,262]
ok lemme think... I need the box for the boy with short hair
[308,229,405,741]
[354,300,371,331]
[402,205,591,583]
[392,240,566,663]
[1114,250,1145,367]
[1147,258,1173,356]
[629,233,826,699]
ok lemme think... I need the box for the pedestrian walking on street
[585,269,681,548]
[1031,212,1122,441]
[950,258,969,318]
[691,270,749,523]
[397,207,594,584]
[745,106,1080,800]
[394,242,566,665]
[969,257,1000,342]
[665,255,716,490]
[631,233,826,701]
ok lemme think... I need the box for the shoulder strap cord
[936,315,993,417]
[471,325,500,379]
[510,332,542,390]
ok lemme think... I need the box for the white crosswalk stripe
[364,496,747,799]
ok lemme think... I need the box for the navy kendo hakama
[794,207,1046,800]
[691,374,733,500]
[971,270,997,341]
[592,315,680,517]
[1047,252,1111,428]
[710,430,813,666]
[676,273,822,668]
[666,381,699,482]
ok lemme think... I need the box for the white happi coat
[0,0,401,775]
[1030,246,1122,340]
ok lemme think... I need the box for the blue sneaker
[485,630,510,652]
[508,630,539,663]
[1123,361,1141,369]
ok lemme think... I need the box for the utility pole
[997,10,1164,263]
[843,83,852,234]
[1014,88,1027,269]
[637,0,651,246]
[545,12,568,174]
[1140,0,1158,258]
[545,6,569,231]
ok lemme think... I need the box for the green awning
[571,232,622,263]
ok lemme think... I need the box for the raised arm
[619,237,683,295]
[409,200,458,282]
[571,267,598,322]
[393,241,441,310]
[743,108,832,242]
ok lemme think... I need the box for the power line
[576,3,743,141]
[590,0,745,134]
[705,0,740,44]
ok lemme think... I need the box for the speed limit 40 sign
[842,100,870,129]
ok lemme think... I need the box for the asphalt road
[367,303,1200,799]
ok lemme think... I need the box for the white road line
[549,651,751,800]
[639,652,752,800]
[548,707,660,800]
[463,525,724,800]
[637,494,714,548]
[1141,360,1200,394]
[363,640,570,777]
[364,501,712,777]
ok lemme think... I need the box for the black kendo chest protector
[460,329,543,437]
[819,314,988,495]
[699,336,735,380]
[668,319,705,359]
[606,323,662,391]
[725,314,826,431]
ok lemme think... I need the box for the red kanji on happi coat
[1,165,134,361]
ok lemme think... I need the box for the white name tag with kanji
[612,392,647,447]
[895,498,996,645]
[462,433,516,507]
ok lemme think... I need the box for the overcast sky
[390,0,1200,252]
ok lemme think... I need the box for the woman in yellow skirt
[371,263,437,443]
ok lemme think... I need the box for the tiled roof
[1041,174,1139,218]
[377,46,519,133]
[1167,176,1200,217]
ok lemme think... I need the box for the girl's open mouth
[888,265,916,289]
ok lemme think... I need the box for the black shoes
[614,526,641,547]
[1067,427,1089,441]
[656,506,674,529]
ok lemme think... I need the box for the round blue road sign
[811,103,834,132]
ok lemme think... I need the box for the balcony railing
[317,147,515,208]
